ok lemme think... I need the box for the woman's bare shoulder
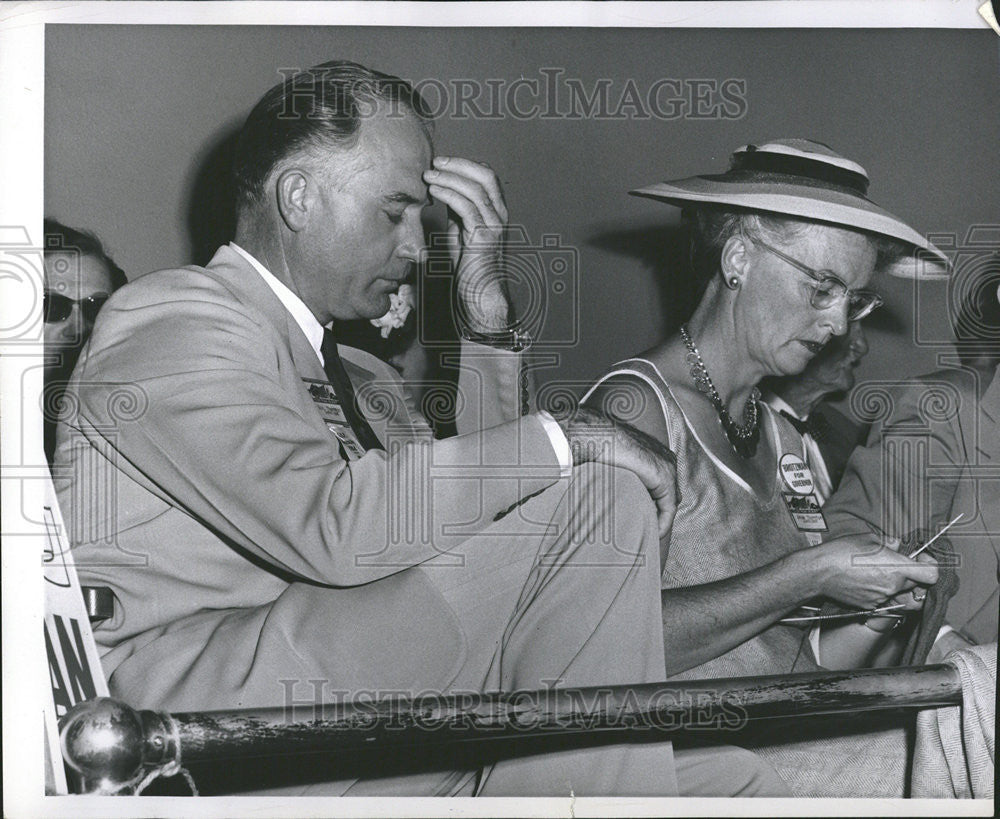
[584,374,670,444]
[585,342,681,442]
[630,336,693,395]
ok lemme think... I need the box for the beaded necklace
[679,324,760,459]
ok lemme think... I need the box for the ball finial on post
[60,697,149,794]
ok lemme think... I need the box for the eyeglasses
[754,239,884,322]
[43,291,110,324]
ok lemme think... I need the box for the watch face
[511,331,532,352]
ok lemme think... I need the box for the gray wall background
[45,25,1000,398]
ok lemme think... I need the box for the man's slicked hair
[232,60,432,219]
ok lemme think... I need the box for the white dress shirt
[231,242,326,365]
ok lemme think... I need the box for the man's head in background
[763,320,870,418]
[43,218,126,466]
[231,60,434,325]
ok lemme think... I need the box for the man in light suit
[54,61,781,796]
[823,277,1000,657]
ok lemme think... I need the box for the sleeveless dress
[585,357,819,677]
[584,357,911,797]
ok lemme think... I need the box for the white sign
[42,479,109,795]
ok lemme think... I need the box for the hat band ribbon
[733,148,870,196]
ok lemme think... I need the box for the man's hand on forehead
[423,156,508,238]
[423,156,512,332]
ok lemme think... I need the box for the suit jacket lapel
[202,245,423,443]
[812,406,856,490]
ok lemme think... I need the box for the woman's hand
[879,550,938,610]
[811,534,939,610]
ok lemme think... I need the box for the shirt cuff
[934,624,956,643]
[536,410,572,478]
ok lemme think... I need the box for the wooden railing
[59,662,962,794]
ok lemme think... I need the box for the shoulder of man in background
[813,401,869,450]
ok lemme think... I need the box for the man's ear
[275,167,312,232]
[720,234,751,286]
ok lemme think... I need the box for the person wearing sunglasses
[583,139,949,796]
[43,218,126,465]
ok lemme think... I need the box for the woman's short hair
[683,205,906,292]
[232,60,433,220]
[43,218,127,289]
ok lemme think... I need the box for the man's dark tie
[320,328,384,453]
[779,409,831,444]
[779,409,811,436]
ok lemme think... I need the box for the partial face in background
[737,222,877,378]
[291,105,432,324]
[43,251,116,372]
[801,320,870,396]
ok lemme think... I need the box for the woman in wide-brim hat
[584,139,945,680]
[582,139,948,796]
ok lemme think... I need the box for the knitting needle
[782,515,964,625]
[779,603,908,624]
[909,513,964,559]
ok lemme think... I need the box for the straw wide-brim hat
[630,139,949,278]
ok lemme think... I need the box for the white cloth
[535,410,573,477]
[912,642,996,798]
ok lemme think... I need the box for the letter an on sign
[42,486,109,794]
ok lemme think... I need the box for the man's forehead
[340,109,432,199]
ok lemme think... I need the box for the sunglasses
[43,291,110,324]
[754,239,884,322]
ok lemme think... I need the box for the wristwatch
[460,326,533,352]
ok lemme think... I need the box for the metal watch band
[460,327,532,353]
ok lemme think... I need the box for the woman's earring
[726,276,741,290]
